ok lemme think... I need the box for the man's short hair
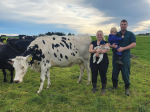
[120,19,128,24]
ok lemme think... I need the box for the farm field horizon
[0,35,150,112]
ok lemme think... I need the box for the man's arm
[110,43,117,49]
[117,42,136,52]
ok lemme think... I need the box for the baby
[93,40,110,64]
[108,27,124,65]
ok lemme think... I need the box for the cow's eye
[22,66,24,69]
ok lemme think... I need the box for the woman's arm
[89,44,96,53]
[89,44,100,57]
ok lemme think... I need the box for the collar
[119,30,128,35]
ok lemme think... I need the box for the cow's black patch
[71,53,75,56]
[48,52,50,54]
[60,53,63,58]
[54,53,57,57]
[76,48,78,50]
[53,37,55,40]
[23,44,45,65]
[57,50,59,52]
[61,40,69,49]
[38,62,40,65]
[70,43,72,49]
[52,43,60,49]
[60,43,64,47]
[72,53,75,56]
[46,60,50,63]
[75,51,77,54]
[44,64,46,66]
[74,45,75,48]
[62,37,66,40]
[58,58,61,61]
[68,38,70,41]
[42,40,45,44]
[65,55,69,60]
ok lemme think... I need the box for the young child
[93,40,110,64]
[108,27,124,65]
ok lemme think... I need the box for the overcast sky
[0,0,150,36]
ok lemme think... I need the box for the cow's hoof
[46,85,51,89]
[37,88,43,93]
[77,80,81,83]
[37,91,40,94]
[86,81,91,85]
[4,79,7,82]
[10,80,13,84]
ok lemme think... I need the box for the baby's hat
[100,40,105,45]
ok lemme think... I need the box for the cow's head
[12,55,32,83]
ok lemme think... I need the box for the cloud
[0,33,19,36]
[132,19,150,32]
[0,0,115,35]
[0,0,149,35]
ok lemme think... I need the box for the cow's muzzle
[14,80,20,83]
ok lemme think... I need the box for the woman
[89,30,110,94]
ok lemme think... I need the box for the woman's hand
[96,48,102,53]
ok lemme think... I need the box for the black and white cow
[11,34,91,93]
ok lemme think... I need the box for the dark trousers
[90,62,108,84]
[112,55,131,85]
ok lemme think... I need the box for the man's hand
[110,43,117,49]
[117,47,124,52]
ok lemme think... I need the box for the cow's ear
[26,55,33,62]
[7,59,15,65]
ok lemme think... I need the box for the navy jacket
[108,34,123,45]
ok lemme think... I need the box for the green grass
[0,35,150,112]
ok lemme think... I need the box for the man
[109,19,136,96]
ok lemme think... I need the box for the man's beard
[121,28,126,31]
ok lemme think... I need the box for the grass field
[0,35,150,112]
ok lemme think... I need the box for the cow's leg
[2,69,7,82]
[37,65,47,93]
[84,61,91,84]
[77,62,85,83]
[45,68,51,89]
[10,68,14,83]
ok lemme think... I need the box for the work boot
[101,84,106,94]
[92,83,97,93]
[108,80,118,91]
[116,57,123,65]
[125,84,130,96]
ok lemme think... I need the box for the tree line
[45,32,75,36]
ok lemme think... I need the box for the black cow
[0,38,35,83]
[7,38,36,53]
[0,38,6,43]
[19,36,36,40]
